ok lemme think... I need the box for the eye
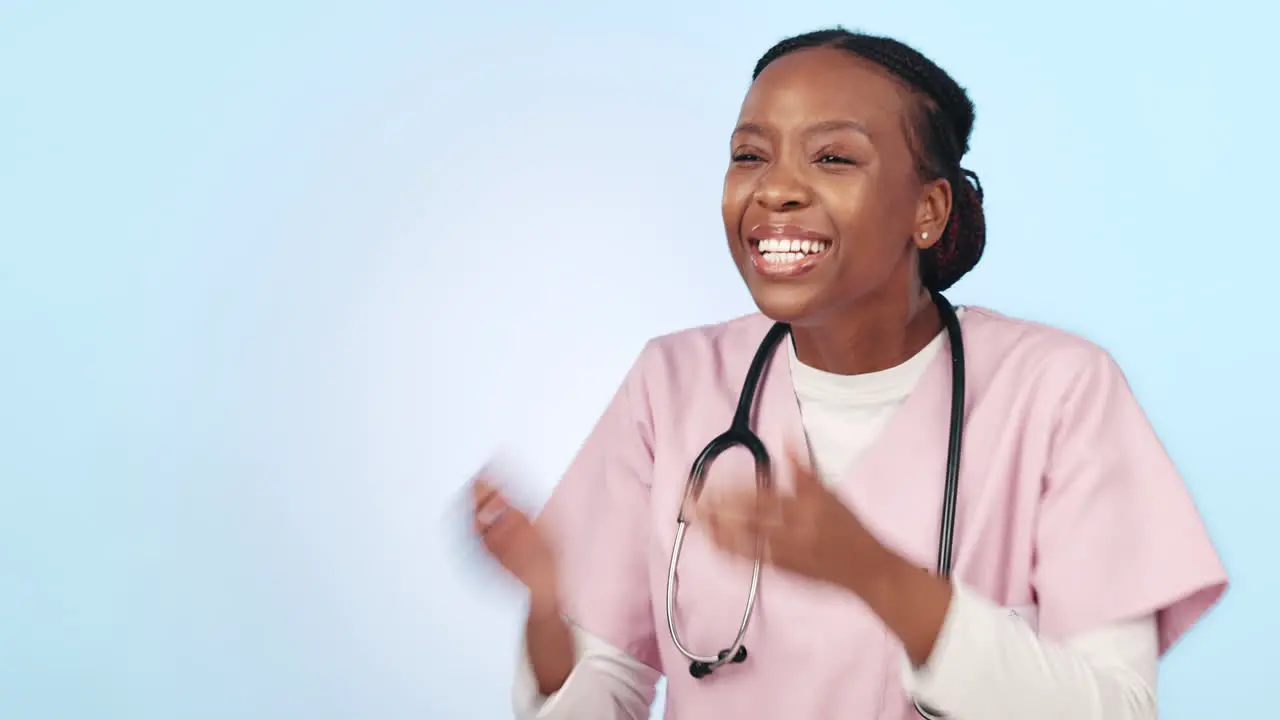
[816,154,856,165]
[732,152,765,164]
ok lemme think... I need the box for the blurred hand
[471,476,559,608]
[688,444,892,592]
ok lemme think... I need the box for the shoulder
[644,312,775,355]
[631,312,776,380]
[611,313,775,427]
[625,306,1132,407]
[962,306,1111,362]
[960,306,1130,407]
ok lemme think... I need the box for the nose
[753,162,812,212]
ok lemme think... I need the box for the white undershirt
[513,311,1160,719]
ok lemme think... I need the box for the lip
[745,224,834,279]
[746,224,833,242]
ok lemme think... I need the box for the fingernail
[477,505,507,526]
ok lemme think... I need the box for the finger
[473,491,511,533]
[709,497,769,543]
[703,508,758,559]
[785,443,821,493]
[706,490,787,537]
[471,460,516,501]
[689,492,733,534]
[691,493,735,538]
[754,490,787,530]
[480,512,520,548]
[684,498,723,529]
[710,491,782,545]
[474,484,507,515]
[773,493,808,532]
[713,487,778,526]
[477,503,510,532]
[471,477,500,505]
[705,489,757,522]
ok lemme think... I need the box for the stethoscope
[664,290,965,719]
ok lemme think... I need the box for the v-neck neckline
[751,314,962,495]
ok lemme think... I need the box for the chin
[745,281,825,325]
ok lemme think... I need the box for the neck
[790,287,942,375]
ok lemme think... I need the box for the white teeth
[758,237,829,256]
[763,252,805,264]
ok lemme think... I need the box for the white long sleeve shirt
[514,311,1159,719]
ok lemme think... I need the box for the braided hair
[752,28,985,292]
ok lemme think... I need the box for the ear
[913,177,953,250]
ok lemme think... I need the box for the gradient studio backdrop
[2,2,1276,718]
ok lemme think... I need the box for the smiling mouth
[754,237,831,265]
[747,236,832,278]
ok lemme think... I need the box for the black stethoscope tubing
[665,289,965,717]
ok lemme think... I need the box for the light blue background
[2,2,1274,718]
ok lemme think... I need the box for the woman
[470,28,1226,719]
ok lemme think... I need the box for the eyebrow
[732,119,873,140]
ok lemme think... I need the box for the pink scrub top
[536,307,1227,719]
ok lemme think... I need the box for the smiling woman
[724,31,985,375]
[466,27,1226,720]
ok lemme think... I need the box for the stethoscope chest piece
[688,646,748,678]
[667,427,772,679]
[665,323,788,680]
[913,699,946,719]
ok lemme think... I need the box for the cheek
[816,177,873,230]
[721,175,752,236]
[820,183,903,265]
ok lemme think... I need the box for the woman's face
[722,47,944,326]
